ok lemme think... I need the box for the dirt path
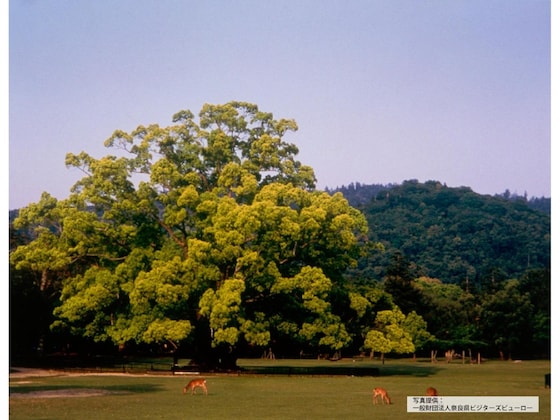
[10,388,120,399]
[9,367,64,378]
[9,366,175,378]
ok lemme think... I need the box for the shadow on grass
[376,364,442,377]
[238,364,442,377]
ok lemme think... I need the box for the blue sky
[8,0,552,210]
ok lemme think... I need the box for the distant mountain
[331,180,550,287]
[325,182,394,208]
[327,181,550,215]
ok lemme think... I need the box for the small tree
[402,310,434,360]
[363,308,415,363]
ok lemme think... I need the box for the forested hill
[327,181,551,214]
[334,180,550,287]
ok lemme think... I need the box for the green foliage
[479,279,534,356]
[142,319,193,344]
[10,102,368,364]
[10,109,550,361]
[350,180,550,287]
[402,311,434,352]
[348,292,370,318]
[363,308,416,356]
[412,276,478,342]
[239,313,270,347]
[200,279,245,347]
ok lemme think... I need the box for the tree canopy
[11,102,370,368]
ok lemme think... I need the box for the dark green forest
[9,103,550,368]
[334,180,550,288]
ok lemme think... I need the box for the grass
[9,358,551,419]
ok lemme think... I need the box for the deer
[426,387,438,396]
[372,387,391,404]
[183,378,208,395]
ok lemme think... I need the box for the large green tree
[479,279,535,359]
[11,102,368,368]
[413,276,479,343]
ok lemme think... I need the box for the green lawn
[9,358,551,419]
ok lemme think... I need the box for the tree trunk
[189,345,239,371]
[187,321,240,371]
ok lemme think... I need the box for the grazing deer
[426,387,438,396]
[372,387,391,404]
[183,378,208,395]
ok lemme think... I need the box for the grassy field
[9,358,551,419]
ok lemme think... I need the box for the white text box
[407,396,539,413]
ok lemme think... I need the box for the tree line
[9,102,550,369]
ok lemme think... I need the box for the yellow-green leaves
[142,319,192,344]
[10,230,71,273]
[349,292,371,319]
[402,310,434,351]
[364,330,392,355]
[13,102,371,360]
[217,163,258,200]
[199,279,246,346]
[271,267,352,350]
[129,256,191,313]
[364,308,416,355]
[240,313,270,347]
[53,267,119,340]
[177,185,199,207]
[300,314,351,350]
[272,267,331,311]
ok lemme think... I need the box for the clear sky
[8,0,552,210]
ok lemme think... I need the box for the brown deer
[372,387,391,404]
[426,387,438,396]
[183,378,208,395]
